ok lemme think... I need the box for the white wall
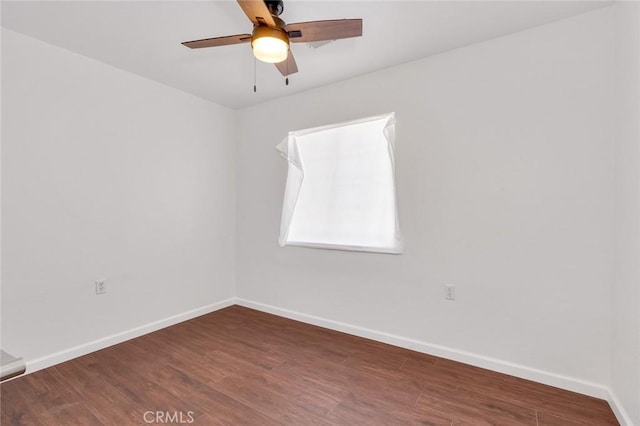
[237,8,616,393]
[612,2,640,424]
[1,29,236,368]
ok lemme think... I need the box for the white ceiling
[1,1,610,109]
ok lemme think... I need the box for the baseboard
[24,298,236,375]
[235,298,610,399]
[607,390,635,426]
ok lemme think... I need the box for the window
[276,112,402,254]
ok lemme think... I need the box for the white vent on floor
[1,350,26,381]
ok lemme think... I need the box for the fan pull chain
[253,56,257,93]
[285,55,289,86]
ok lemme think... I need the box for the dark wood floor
[1,305,618,425]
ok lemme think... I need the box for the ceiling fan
[181,0,363,78]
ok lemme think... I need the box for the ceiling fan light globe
[252,26,289,63]
[253,36,289,63]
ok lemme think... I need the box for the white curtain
[276,113,402,254]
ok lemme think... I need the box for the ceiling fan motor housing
[264,0,284,16]
[251,15,288,47]
[251,20,288,46]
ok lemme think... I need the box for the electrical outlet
[95,279,107,295]
[445,284,456,300]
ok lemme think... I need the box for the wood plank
[416,385,537,425]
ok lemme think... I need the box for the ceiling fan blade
[286,19,362,43]
[236,0,277,27]
[182,34,252,49]
[274,51,298,76]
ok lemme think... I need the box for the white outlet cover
[445,285,456,300]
